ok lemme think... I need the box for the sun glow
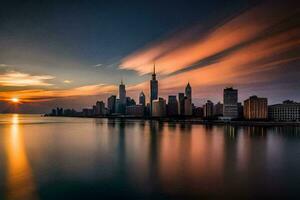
[11,98,19,103]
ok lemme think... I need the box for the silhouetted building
[115,99,121,114]
[107,95,116,114]
[184,97,192,116]
[269,100,300,121]
[184,83,192,116]
[56,107,63,116]
[185,82,192,100]
[203,100,214,118]
[223,87,238,119]
[126,97,136,106]
[119,80,126,113]
[152,97,166,117]
[96,101,106,115]
[139,91,146,106]
[126,105,144,117]
[238,102,243,118]
[244,96,268,120]
[82,108,93,116]
[194,107,204,117]
[51,109,57,116]
[150,64,158,115]
[214,102,223,116]
[167,95,178,116]
[178,93,185,116]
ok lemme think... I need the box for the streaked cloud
[93,63,103,67]
[0,71,55,87]
[120,1,299,75]
[0,64,13,67]
[63,80,73,84]
[0,84,117,102]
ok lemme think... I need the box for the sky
[0,0,299,113]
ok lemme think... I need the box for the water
[0,114,300,199]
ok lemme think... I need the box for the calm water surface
[0,114,300,199]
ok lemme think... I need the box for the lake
[0,114,300,199]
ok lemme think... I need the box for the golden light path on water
[5,114,38,200]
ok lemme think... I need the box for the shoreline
[45,115,300,126]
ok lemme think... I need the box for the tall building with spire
[150,63,158,115]
[185,82,192,100]
[119,79,126,114]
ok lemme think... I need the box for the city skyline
[0,0,299,113]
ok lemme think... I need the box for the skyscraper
[178,92,185,116]
[167,95,178,116]
[185,82,192,100]
[184,83,192,116]
[139,91,146,106]
[96,101,106,115]
[223,87,238,119]
[152,97,166,117]
[107,95,116,114]
[204,100,214,118]
[119,80,126,104]
[150,64,158,115]
[184,97,192,116]
[119,80,126,114]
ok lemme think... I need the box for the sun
[11,98,19,103]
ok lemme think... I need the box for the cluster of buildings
[49,65,300,122]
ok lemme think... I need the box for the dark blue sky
[0,0,299,113]
[0,0,254,86]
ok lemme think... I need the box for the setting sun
[11,98,19,103]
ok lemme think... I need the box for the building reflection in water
[5,114,38,200]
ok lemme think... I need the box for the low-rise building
[152,98,166,117]
[244,96,268,120]
[268,100,300,121]
[126,104,145,117]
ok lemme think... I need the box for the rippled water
[0,114,300,199]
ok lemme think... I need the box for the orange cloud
[0,84,117,102]
[126,26,300,100]
[0,71,54,87]
[120,1,299,75]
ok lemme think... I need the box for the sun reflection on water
[5,114,38,200]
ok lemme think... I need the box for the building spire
[153,62,156,75]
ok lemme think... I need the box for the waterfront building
[126,104,145,117]
[214,102,223,116]
[56,107,63,116]
[184,83,192,116]
[184,97,192,116]
[268,100,300,121]
[107,95,116,114]
[150,64,158,115]
[51,109,57,116]
[96,101,106,115]
[194,107,204,117]
[119,80,126,114]
[244,96,268,120]
[82,108,93,116]
[178,93,185,116]
[152,97,166,117]
[126,97,136,106]
[139,91,146,106]
[203,100,214,118]
[115,99,121,114]
[185,82,192,100]
[223,87,238,119]
[167,95,178,116]
[238,102,244,119]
